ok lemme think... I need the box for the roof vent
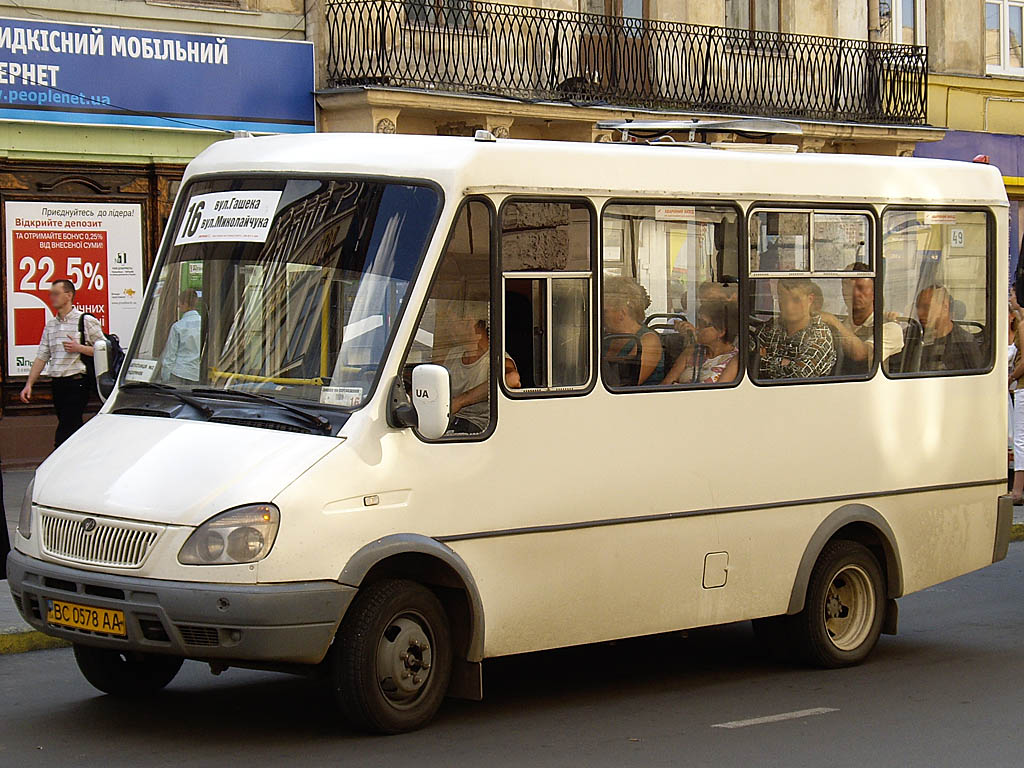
[474,129,497,143]
[596,118,802,146]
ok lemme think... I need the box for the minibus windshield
[122,177,441,409]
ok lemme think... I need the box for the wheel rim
[823,564,876,652]
[375,610,435,710]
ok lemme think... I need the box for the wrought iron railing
[325,0,928,125]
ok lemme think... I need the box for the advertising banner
[0,17,314,133]
[5,201,144,376]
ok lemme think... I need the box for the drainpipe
[867,0,880,42]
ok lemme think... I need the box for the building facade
[0,0,310,464]
[914,0,1024,278]
[315,0,940,155]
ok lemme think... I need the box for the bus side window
[748,210,882,383]
[501,200,594,393]
[402,200,494,437]
[601,203,740,389]
[881,210,991,376]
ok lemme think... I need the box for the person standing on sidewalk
[18,279,103,448]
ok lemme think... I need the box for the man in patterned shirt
[19,279,104,448]
[755,278,837,379]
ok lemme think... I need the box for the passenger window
[402,200,495,436]
[602,203,740,389]
[749,210,883,381]
[501,201,593,392]
[882,210,991,375]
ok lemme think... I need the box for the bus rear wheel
[330,579,452,734]
[789,540,885,668]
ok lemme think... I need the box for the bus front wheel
[789,540,886,668]
[73,644,183,696]
[330,578,452,734]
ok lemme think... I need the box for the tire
[331,579,453,734]
[787,540,886,668]
[73,644,183,696]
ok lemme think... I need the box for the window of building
[601,203,740,389]
[879,0,926,45]
[725,0,781,33]
[402,199,495,437]
[986,1,1024,71]
[749,209,883,382]
[882,210,992,376]
[501,200,594,394]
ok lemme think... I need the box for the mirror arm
[387,377,419,429]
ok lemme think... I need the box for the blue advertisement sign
[0,17,315,133]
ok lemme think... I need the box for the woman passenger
[663,300,739,385]
[602,277,664,386]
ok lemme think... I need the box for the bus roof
[186,133,1009,208]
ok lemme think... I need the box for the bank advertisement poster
[5,201,144,376]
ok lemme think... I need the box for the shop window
[501,200,593,393]
[882,210,991,376]
[602,203,740,389]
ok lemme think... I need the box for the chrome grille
[39,510,162,569]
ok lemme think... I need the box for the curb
[1011,524,1024,543]
[0,629,70,655]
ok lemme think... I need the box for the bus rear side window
[882,210,991,376]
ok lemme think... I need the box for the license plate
[46,599,126,637]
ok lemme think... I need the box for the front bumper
[7,550,355,665]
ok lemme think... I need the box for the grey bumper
[994,494,1014,564]
[7,550,356,664]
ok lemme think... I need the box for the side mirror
[410,364,451,440]
[92,339,115,402]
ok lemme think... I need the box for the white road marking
[711,707,839,730]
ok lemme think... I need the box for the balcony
[325,0,928,126]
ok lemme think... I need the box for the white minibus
[8,129,1014,734]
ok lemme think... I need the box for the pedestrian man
[19,279,104,448]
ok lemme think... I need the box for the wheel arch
[786,504,903,615]
[338,534,485,663]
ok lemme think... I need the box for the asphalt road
[1,545,1023,768]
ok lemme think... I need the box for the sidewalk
[2,467,69,653]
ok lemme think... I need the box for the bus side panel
[876,485,1001,596]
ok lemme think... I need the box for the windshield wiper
[120,381,214,418]
[190,388,333,434]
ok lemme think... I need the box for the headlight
[17,478,34,539]
[178,504,280,565]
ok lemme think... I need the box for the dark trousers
[0,463,8,579]
[51,375,89,448]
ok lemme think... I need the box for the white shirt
[35,307,103,378]
[843,312,904,362]
[159,310,202,382]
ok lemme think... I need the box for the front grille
[176,625,220,647]
[39,510,163,569]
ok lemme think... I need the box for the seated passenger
[663,300,738,384]
[818,263,903,374]
[908,284,983,372]
[602,277,665,386]
[445,313,520,434]
[754,278,836,379]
